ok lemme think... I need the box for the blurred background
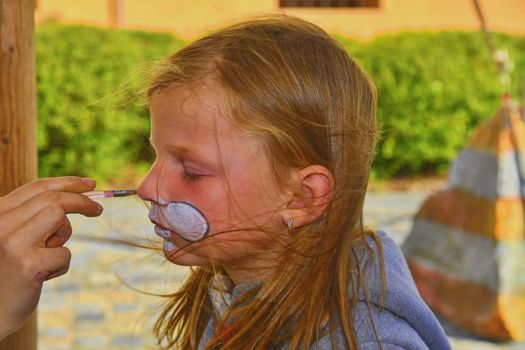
[29,1,525,349]
[33,0,525,186]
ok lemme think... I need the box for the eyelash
[182,168,202,182]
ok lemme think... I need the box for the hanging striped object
[402,105,525,340]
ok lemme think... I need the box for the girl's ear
[282,165,334,229]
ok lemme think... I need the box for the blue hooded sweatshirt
[199,231,451,349]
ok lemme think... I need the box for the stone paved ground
[38,191,525,349]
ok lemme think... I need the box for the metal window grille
[279,0,379,7]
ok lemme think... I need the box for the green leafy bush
[36,25,525,181]
[36,24,184,184]
[342,32,525,177]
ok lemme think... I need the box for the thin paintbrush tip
[111,189,137,197]
[83,189,137,200]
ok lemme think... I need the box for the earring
[287,218,294,229]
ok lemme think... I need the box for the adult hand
[0,176,103,340]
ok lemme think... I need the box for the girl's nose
[137,166,158,202]
[138,160,173,205]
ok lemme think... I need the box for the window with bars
[279,0,379,7]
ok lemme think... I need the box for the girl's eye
[182,169,202,182]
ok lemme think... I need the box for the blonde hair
[147,15,381,349]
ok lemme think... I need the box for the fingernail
[55,227,70,238]
[95,203,104,214]
[81,177,96,186]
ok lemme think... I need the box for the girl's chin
[162,239,207,266]
[163,239,177,253]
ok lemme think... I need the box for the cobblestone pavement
[38,191,525,349]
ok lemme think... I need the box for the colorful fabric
[403,105,525,340]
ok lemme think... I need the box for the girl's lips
[150,219,175,240]
[150,218,194,244]
[154,225,173,240]
[149,219,179,253]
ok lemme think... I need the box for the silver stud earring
[287,218,294,229]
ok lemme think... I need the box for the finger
[35,246,72,282]
[10,195,102,245]
[0,177,97,212]
[45,217,72,248]
[0,191,101,241]
[46,262,70,281]
[1,190,102,237]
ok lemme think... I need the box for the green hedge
[36,24,183,184]
[342,32,525,178]
[36,24,525,181]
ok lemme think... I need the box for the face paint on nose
[164,201,210,242]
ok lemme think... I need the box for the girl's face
[138,81,289,284]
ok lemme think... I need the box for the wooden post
[0,0,38,349]
[108,0,125,29]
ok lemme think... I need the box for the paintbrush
[83,189,137,200]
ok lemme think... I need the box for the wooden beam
[0,0,38,348]
[108,0,125,29]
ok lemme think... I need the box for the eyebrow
[149,137,219,170]
[148,137,191,155]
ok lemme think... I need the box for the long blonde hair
[147,15,381,349]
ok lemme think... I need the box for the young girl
[136,15,451,350]
[0,13,450,349]
[0,16,450,350]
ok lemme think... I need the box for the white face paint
[165,201,210,242]
[149,200,210,243]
